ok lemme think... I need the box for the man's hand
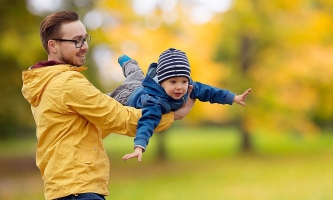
[233,88,252,106]
[123,147,144,162]
[174,85,195,120]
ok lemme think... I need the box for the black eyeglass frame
[51,35,91,48]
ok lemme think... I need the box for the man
[21,11,194,200]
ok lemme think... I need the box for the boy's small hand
[234,88,251,106]
[122,147,144,162]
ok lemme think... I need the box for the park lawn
[1,126,333,200]
[104,126,333,200]
[106,154,333,200]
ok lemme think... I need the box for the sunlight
[132,0,232,25]
[26,0,62,16]
[92,44,124,83]
[187,0,233,24]
[84,10,104,30]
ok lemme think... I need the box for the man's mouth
[77,54,86,59]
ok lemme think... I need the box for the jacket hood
[22,61,87,107]
[142,75,166,97]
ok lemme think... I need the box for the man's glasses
[51,35,91,48]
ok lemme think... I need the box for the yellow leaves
[286,11,333,45]
[94,0,333,133]
[309,11,333,41]
[2,30,42,68]
[2,30,20,55]
[273,0,303,10]
[247,40,333,135]
[283,46,333,90]
[250,43,333,135]
[98,0,134,16]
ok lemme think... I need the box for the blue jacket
[126,74,236,150]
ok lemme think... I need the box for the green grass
[1,126,333,200]
[104,126,333,200]
[106,154,333,200]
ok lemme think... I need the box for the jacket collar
[29,60,63,69]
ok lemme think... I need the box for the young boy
[108,48,251,162]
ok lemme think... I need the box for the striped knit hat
[156,48,191,84]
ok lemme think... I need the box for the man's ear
[48,40,57,53]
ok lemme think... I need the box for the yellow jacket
[21,64,173,200]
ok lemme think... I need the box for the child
[108,48,251,161]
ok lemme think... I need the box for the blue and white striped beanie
[156,48,191,84]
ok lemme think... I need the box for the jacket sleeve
[190,81,236,105]
[134,102,163,150]
[61,73,173,139]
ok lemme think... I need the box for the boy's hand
[123,147,144,162]
[233,88,251,106]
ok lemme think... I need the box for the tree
[214,0,333,151]
[0,0,44,139]
[0,0,99,139]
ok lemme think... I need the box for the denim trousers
[55,193,105,200]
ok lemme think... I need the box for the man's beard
[59,51,84,67]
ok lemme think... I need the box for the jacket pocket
[80,146,98,164]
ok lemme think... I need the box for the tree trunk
[240,127,252,152]
[155,131,167,161]
[239,34,254,152]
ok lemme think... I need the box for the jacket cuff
[226,92,236,105]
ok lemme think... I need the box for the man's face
[53,20,89,67]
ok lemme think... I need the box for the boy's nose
[175,85,182,89]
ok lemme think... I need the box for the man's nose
[80,41,89,50]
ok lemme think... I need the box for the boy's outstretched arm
[233,88,252,106]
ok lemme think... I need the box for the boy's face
[160,76,189,100]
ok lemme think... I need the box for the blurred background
[0,0,333,199]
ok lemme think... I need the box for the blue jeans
[55,193,105,200]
